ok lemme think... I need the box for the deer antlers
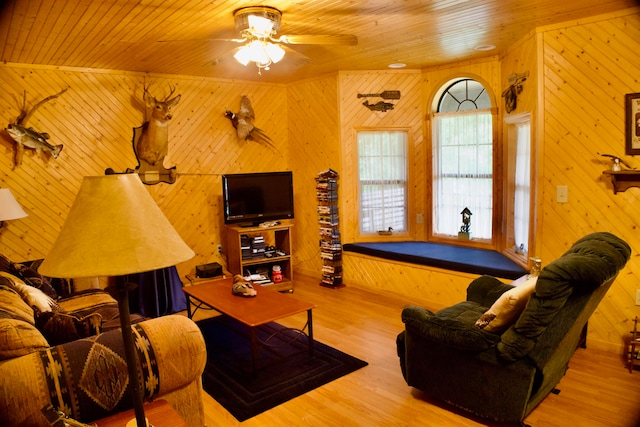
[15,87,69,126]
[143,83,177,102]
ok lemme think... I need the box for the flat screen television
[222,171,294,226]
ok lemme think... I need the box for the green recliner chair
[396,232,631,424]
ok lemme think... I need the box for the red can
[272,265,283,283]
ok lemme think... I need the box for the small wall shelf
[602,170,640,194]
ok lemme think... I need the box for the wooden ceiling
[0,0,636,84]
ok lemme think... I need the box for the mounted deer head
[135,84,181,167]
[143,84,181,123]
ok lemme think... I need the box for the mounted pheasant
[225,96,275,149]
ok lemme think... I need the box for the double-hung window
[357,130,408,234]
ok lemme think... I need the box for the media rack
[316,169,343,288]
[225,222,294,292]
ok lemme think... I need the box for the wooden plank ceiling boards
[0,0,636,83]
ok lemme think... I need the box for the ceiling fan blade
[280,45,311,64]
[277,34,357,45]
[158,37,245,43]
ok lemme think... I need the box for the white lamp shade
[39,174,194,278]
[234,40,286,68]
[247,40,270,66]
[0,188,28,222]
[265,43,285,63]
[233,45,252,66]
[247,15,274,37]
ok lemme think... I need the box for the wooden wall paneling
[287,75,340,280]
[142,78,290,278]
[342,252,477,309]
[590,19,640,84]
[544,33,625,149]
[539,10,640,352]
[0,66,138,260]
[0,64,291,281]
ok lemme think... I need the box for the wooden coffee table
[182,278,316,373]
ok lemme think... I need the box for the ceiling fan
[225,6,358,74]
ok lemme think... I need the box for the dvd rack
[317,169,343,287]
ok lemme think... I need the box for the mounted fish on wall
[131,84,181,185]
[358,90,401,113]
[4,87,68,169]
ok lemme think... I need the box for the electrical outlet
[217,244,223,254]
[636,289,640,306]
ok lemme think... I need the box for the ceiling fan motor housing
[234,6,282,35]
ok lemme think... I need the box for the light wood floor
[187,274,640,427]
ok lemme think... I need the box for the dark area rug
[197,315,368,422]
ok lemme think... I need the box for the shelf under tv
[226,222,294,293]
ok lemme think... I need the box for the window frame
[503,112,537,267]
[355,128,413,241]
[428,78,501,250]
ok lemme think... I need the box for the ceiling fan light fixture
[234,6,282,35]
[233,39,286,72]
[265,42,285,63]
[233,45,253,66]
[248,40,271,65]
[247,15,275,37]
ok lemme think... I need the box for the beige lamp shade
[39,174,194,278]
[0,188,28,222]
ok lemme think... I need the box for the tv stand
[237,222,259,228]
[235,220,281,228]
[225,222,294,292]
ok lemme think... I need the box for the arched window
[432,79,494,240]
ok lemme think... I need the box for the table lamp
[0,188,28,228]
[39,174,194,427]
